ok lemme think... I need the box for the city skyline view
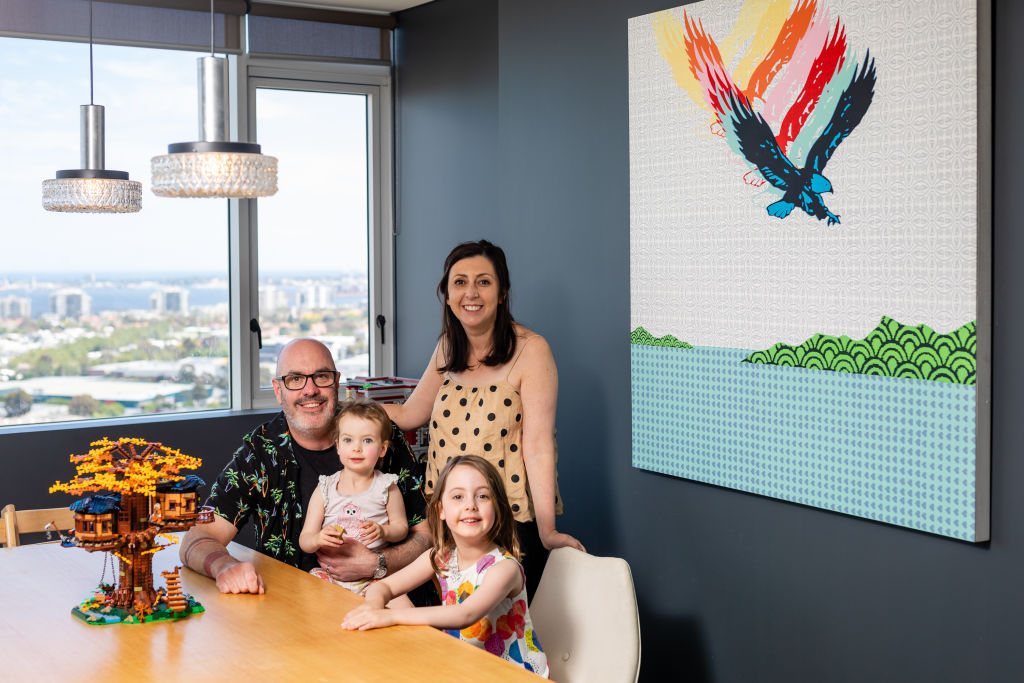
[0,34,376,428]
[0,270,371,427]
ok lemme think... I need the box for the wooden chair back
[0,504,76,547]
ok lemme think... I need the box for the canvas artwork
[628,0,990,541]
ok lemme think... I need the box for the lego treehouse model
[49,437,213,624]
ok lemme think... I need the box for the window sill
[0,408,279,439]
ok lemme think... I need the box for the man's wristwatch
[373,552,387,579]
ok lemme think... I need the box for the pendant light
[42,0,142,213]
[150,0,277,198]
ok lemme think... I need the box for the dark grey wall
[391,0,499,366]
[0,411,275,547]
[394,0,1023,681]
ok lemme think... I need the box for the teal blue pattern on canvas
[631,345,977,540]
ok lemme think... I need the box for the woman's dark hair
[436,240,516,372]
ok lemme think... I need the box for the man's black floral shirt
[206,412,426,567]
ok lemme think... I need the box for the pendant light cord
[88,0,94,105]
[210,0,215,57]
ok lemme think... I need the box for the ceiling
[259,0,435,14]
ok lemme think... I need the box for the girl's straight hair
[427,455,521,574]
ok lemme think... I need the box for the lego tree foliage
[50,437,205,621]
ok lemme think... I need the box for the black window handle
[250,318,263,349]
[376,314,386,345]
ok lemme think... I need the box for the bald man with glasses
[181,338,431,595]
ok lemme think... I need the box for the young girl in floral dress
[342,455,548,677]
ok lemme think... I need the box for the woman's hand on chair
[541,529,585,553]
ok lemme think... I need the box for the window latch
[375,314,386,345]
[249,318,263,349]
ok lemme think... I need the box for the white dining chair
[530,547,641,682]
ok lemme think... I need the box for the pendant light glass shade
[152,141,278,198]
[42,169,142,213]
[151,56,277,198]
[42,4,142,214]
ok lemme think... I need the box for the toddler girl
[299,398,408,595]
[342,455,548,677]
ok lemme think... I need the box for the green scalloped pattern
[741,317,976,384]
[631,326,693,348]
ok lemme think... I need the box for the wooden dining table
[0,537,541,681]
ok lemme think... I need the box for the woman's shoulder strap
[435,337,452,375]
[505,330,539,380]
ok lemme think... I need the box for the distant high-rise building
[298,284,333,310]
[0,295,31,319]
[150,287,189,314]
[50,288,91,319]
[259,286,289,313]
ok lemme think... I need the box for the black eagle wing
[726,90,802,192]
[806,53,877,173]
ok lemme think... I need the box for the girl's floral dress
[437,547,549,677]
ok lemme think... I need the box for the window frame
[236,56,395,411]
[0,38,395,433]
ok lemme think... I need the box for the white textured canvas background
[629,0,978,349]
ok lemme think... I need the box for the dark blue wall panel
[0,411,277,548]
[394,0,1023,680]
[393,0,500,375]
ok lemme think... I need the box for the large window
[0,38,229,427]
[0,34,393,426]
[243,60,394,409]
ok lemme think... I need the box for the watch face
[373,566,386,579]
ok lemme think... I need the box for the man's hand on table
[317,538,376,583]
[182,516,265,594]
[215,560,266,594]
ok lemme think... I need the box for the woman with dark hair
[385,239,584,597]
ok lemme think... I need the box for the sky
[0,36,370,275]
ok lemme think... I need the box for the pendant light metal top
[42,3,141,213]
[151,38,278,198]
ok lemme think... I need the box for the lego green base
[71,584,205,625]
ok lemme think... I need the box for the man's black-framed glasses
[274,371,340,391]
